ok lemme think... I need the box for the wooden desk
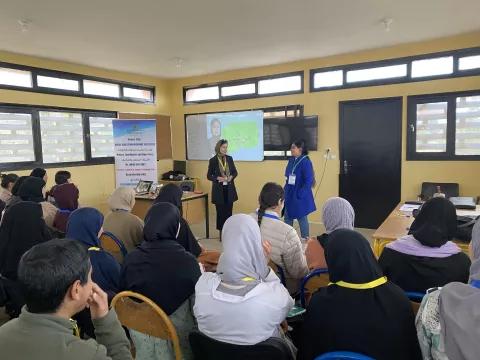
[132,192,209,238]
[372,203,479,257]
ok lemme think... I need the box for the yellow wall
[169,31,480,224]
[0,51,173,212]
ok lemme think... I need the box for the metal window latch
[410,124,415,132]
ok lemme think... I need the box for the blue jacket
[284,156,316,218]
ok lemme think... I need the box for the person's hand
[262,240,272,259]
[280,320,288,333]
[227,175,233,182]
[217,176,226,182]
[87,283,109,320]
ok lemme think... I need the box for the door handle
[343,160,350,174]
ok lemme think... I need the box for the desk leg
[205,194,210,239]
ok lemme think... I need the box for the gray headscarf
[217,214,269,290]
[322,197,355,234]
[468,219,480,282]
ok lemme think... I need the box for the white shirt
[193,269,294,345]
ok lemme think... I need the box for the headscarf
[143,202,180,242]
[30,168,46,179]
[108,187,136,212]
[469,219,480,283]
[121,202,200,315]
[439,282,480,360]
[66,207,120,295]
[217,214,269,287]
[0,202,52,280]
[53,183,79,211]
[18,177,46,203]
[322,197,355,234]
[408,197,457,247]
[153,184,202,256]
[10,176,28,196]
[326,229,383,284]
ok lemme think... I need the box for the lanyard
[256,210,280,220]
[218,156,227,172]
[329,276,388,290]
[291,156,306,175]
[88,246,101,251]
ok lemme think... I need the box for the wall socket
[323,148,336,159]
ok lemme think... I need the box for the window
[411,56,454,78]
[89,116,115,158]
[39,111,85,163]
[407,91,480,160]
[37,75,79,91]
[0,62,154,103]
[184,71,304,104]
[310,47,480,92]
[257,75,302,95]
[0,104,117,169]
[346,64,407,83]
[221,83,256,97]
[83,80,120,98]
[313,70,343,89]
[0,67,32,87]
[185,86,219,102]
[0,112,35,163]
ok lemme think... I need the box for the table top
[135,191,206,201]
[373,203,480,241]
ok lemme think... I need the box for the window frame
[184,104,304,161]
[407,89,480,161]
[0,103,117,170]
[183,71,304,105]
[310,47,480,92]
[0,61,155,104]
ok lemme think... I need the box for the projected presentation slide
[186,110,264,161]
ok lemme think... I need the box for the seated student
[18,177,58,227]
[194,214,295,354]
[120,202,201,359]
[52,180,80,233]
[0,201,53,317]
[416,219,480,360]
[30,167,48,183]
[305,196,355,270]
[47,170,77,204]
[0,238,132,360]
[379,197,470,293]
[252,182,308,293]
[5,175,27,207]
[0,173,18,203]
[66,208,121,338]
[103,187,144,261]
[299,229,421,360]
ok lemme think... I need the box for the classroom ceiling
[0,0,479,79]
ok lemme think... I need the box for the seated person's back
[379,197,470,293]
[194,214,294,347]
[299,229,421,360]
[0,238,131,360]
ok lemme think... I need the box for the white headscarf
[469,219,480,282]
[108,187,136,211]
[322,197,355,234]
[217,214,269,287]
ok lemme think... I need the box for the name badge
[223,181,228,186]
[288,174,296,185]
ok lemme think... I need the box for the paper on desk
[399,204,421,212]
[457,206,480,218]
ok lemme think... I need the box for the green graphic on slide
[222,121,259,153]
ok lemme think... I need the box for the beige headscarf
[108,187,136,211]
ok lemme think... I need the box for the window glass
[0,112,35,162]
[415,102,448,152]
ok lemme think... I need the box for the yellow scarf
[217,155,230,177]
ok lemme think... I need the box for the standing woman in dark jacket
[207,139,238,238]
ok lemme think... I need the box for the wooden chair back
[111,291,182,360]
[99,232,127,263]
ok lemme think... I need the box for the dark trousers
[215,202,233,231]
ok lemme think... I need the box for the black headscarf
[11,176,28,196]
[299,229,421,360]
[408,197,457,247]
[120,202,201,315]
[18,177,45,203]
[153,184,202,257]
[30,168,46,179]
[0,202,52,280]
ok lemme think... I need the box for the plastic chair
[406,291,425,316]
[268,260,286,286]
[189,330,293,360]
[315,351,375,359]
[300,268,329,308]
[111,291,182,360]
[99,231,128,262]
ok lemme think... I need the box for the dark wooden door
[339,97,402,229]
